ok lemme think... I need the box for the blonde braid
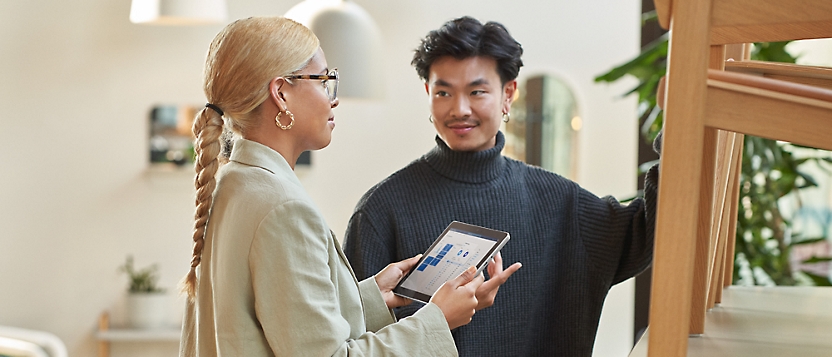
[183,108,224,299]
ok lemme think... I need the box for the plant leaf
[801,256,832,264]
[801,271,832,286]
[790,237,828,246]
[594,34,668,83]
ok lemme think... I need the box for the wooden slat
[708,46,747,306]
[690,127,717,335]
[709,45,726,71]
[710,0,832,44]
[648,0,713,355]
[725,61,832,80]
[722,134,744,289]
[723,44,746,62]
[711,225,727,306]
[712,0,832,27]
[713,22,832,44]
[717,134,744,299]
[705,85,832,151]
[708,132,733,307]
[708,69,832,103]
[704,132,728,310]
[718,42,749,296]
[707,132,738,308]
[690,45,729,335]
[725,61,832,90]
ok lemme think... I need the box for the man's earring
[502,112,510,123]
[429,115,435,123]
[276,110,295,130]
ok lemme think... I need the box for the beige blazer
[180,139,456,357]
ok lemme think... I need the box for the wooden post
[647,0,713,354]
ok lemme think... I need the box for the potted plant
[119,255,169,329]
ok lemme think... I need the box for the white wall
[0,0,642,356]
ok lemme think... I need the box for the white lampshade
[286,0,383,100]
[130,0,227,25]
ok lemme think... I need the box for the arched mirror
[504,74,581,180]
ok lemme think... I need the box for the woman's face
[284,48,339,152]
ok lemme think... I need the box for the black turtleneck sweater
[344,132,658,357]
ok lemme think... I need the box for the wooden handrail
[725,61,832,79]
[725,61,832,90]
[708,69,832,104]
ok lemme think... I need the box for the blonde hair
[184,16,319,299]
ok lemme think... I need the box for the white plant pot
[126,292,169,329]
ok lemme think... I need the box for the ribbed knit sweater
[344,131,658,357]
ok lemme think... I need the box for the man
[344,16,659,356]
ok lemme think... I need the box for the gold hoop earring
[429,115,435,123]
[276,110,294,130]
[502,112,510,123]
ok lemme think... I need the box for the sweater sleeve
[577,164,659,286]
[344,209,426,320]
[251,200,456,357]
[343,209,396,281]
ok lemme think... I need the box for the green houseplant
[119,255,169,329]
[594,12,832,287]
[119,255,165,293]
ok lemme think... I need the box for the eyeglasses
[285,68,339,102]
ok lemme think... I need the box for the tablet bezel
[392,221,510,304]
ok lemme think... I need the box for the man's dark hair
[412,16,523,85]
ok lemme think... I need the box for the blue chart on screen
[400,229,493,296]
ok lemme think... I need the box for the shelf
[630,286,832,357]
[96,312,180,357]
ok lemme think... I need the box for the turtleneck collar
[422,131,507,184]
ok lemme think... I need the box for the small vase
[126,292,169,329]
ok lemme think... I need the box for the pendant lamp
[130,0,227,25]
[285,0,383,100]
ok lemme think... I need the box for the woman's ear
[269,77,289,113]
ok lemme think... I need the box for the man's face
[425,56,516,152]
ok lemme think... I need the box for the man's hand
[475,252,522,310]
[374,254,422,309]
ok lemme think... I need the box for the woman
[179,17,487,356]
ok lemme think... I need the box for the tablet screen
[393,221,510,303]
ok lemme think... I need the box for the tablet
[392,221,510,304]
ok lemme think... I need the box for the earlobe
[424,82,429,95]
